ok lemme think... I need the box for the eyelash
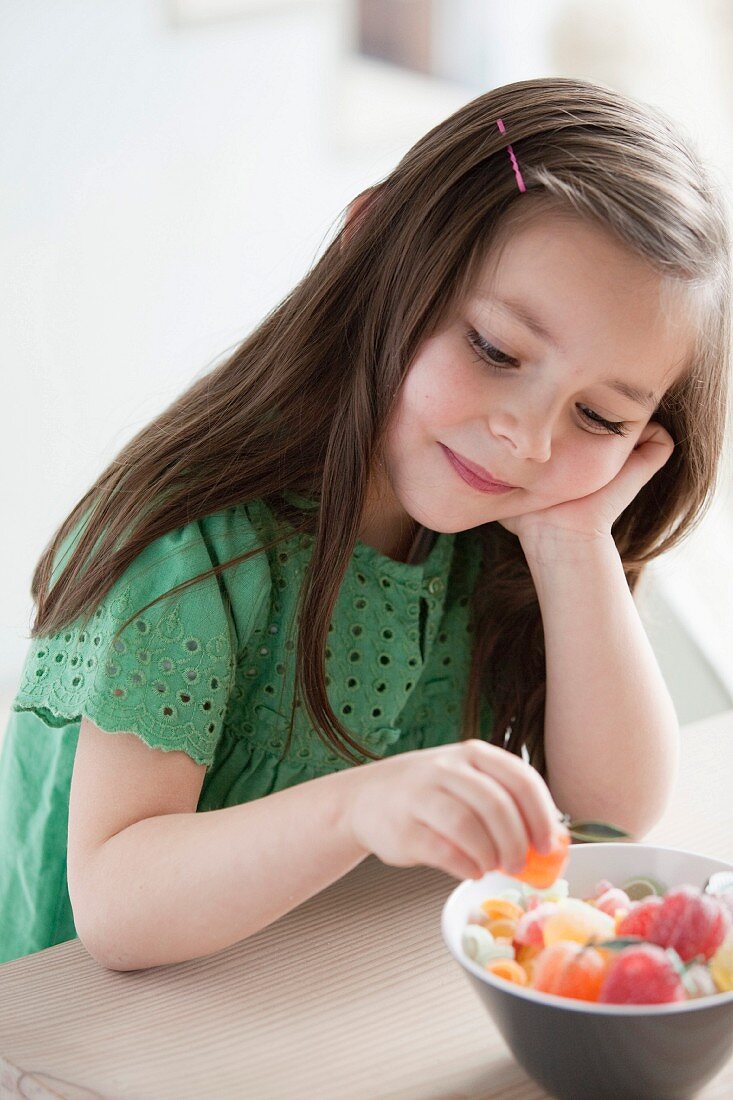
[465,329,630,438]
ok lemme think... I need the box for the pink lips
[440,444,517,493]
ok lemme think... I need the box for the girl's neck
[358,514,422,563]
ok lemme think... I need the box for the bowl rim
[441,842,733,1016]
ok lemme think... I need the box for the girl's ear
[340,186,382,250]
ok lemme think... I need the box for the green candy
[621,875,667,900]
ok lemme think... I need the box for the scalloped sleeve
[11,507,271,767]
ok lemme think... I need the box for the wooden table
[1,709,732,1100]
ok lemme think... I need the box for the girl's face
[362,210,695,555]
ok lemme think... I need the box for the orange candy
[531,941,613,1002]
[500,825,571,889]
[480,898,525,922]
[515,943,543,982]
[486,958,528,985]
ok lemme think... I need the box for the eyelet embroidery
[16,582,235,766]
[15,501,483,777]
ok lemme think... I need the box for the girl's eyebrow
[603,378,658,410]
[477,293,564,353]
[476,294,658,409]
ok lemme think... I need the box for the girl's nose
[489,410,553,464]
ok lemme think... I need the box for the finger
[463,739,562,854]
[414,788,500,876]
[635,419,674,449]
[441,768,532,874]
[630,420,674,470]
[410,819,484,880]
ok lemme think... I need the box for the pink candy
[594,887,632,916]
[514,902,558,946]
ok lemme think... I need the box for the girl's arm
[524,531,680,839]
[73,731,562,972]
[75,764,369,971]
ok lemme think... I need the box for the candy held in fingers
[498,824,571,889]
[497,815,634,891]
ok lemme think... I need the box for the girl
[0,76,729,970]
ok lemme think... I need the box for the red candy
[616,895,664,939]
[599,943,687,1004]
[645,885,732,962]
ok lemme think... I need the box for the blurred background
[3,0,733,747]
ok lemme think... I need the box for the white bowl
[442,843,733,1100]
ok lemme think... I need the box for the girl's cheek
[555,439,630,499]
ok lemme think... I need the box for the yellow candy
[614,908,629,933]
[542,898,615,946]
[710,930,733,993]
[486,918,519,940]
[480,897,525,922]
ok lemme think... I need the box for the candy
[498,825,570,889]
[514,902,558,947]
[532,941,611,1001]
[598,944,686,1004]
[710,930,733,993]
[486,958,528,985]
[495,888,525,907]
[616,895,664,939]
[542,899,615,946]
[620,875,666,901]
[521,878,570,905]
[480,897,525,923]
[515,942,543,975]
[462,924,514,967]
[486,917,520,940]
[594,887,631,917]
[645,885,732,962]
[463,871,733,1004]
[613,908,630,934]
[683,962,719,999]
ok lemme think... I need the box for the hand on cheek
[500,420,675,545]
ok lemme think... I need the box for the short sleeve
[12,506,271,767]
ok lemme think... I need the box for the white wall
[2,0,731,730]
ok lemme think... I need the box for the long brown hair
[28,76,731,776]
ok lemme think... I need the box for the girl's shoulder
[13,499,276,767]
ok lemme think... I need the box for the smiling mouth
[440,444,519,493]
[440,444,518,489]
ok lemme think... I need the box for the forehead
[471,208,698,396]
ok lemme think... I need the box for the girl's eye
[467,328,519,369]
[465,328,630,438]
[575,404,630,437]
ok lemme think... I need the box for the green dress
[0,494,491,964]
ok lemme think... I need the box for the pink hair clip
[495,117,526,193]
